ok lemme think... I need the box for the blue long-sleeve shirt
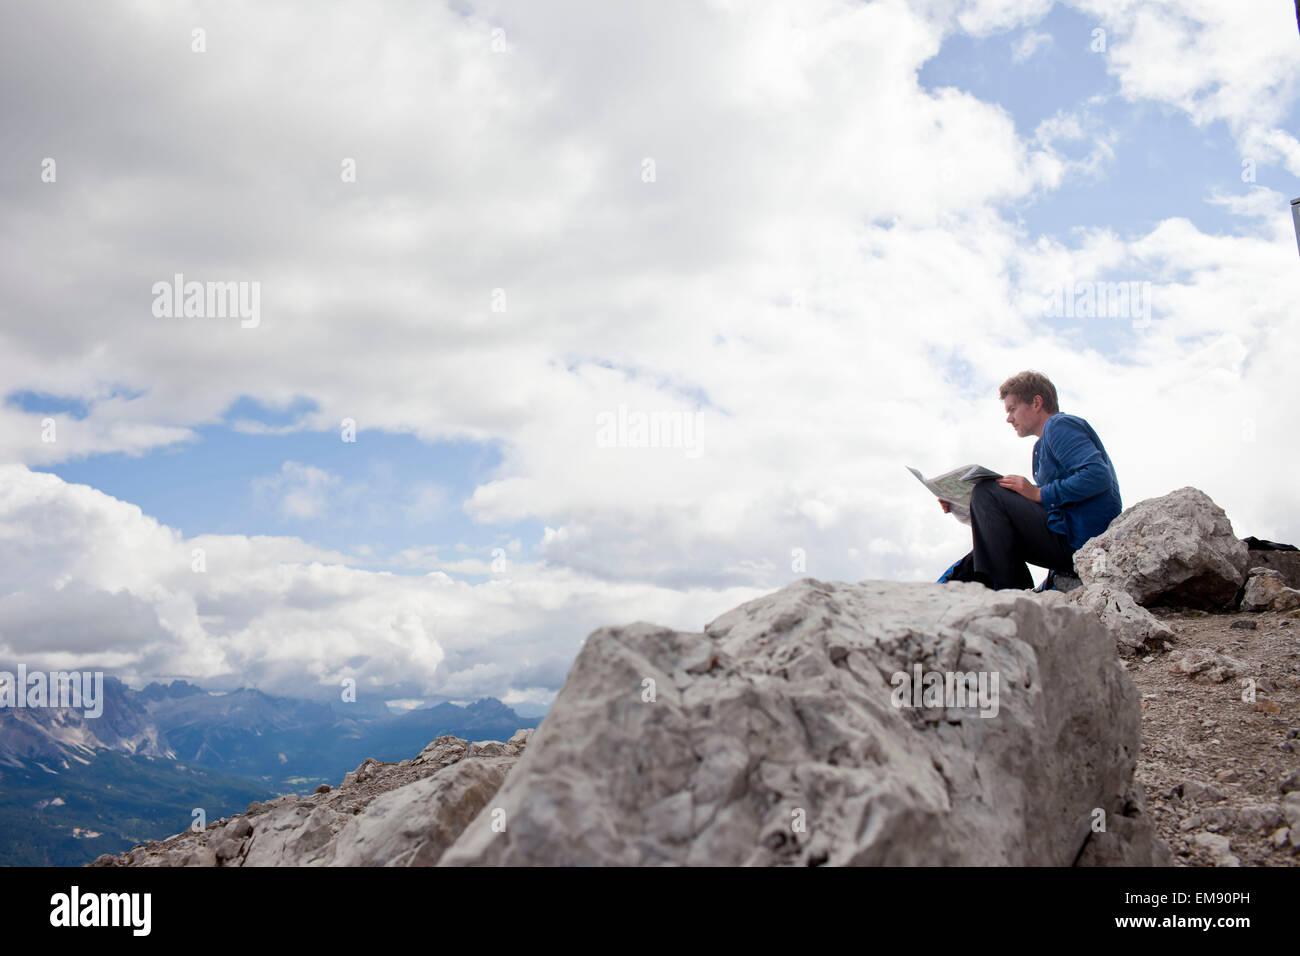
[1032,412,1122,550]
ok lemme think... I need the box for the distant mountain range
[0,676,539,865]
[0,752,272,866]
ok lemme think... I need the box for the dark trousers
[942,480,1077,590]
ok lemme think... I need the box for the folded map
[907,464,1003,526]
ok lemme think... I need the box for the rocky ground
[1128,604,1300,867]
[89,732,531,866]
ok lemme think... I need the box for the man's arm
[1037,418,1112,509]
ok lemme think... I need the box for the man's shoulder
[1041,413,1103,454]
[1044,412,1093,436]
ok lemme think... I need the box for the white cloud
[951,0,1055,36]
[0,465,764,702]
[1074,0,1300,173]
[404,483,449,520]
[1204,185,1292,222]
[1033,104,1119,183]
[0,0,1107,593]
[252,462,340,519]
[1012,28,1054,62]
[0,0,1296,704]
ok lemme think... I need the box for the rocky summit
[95,485,1297,867]
[97,576,1169,866]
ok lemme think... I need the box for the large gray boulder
[1075,487,1249,609]
[439,578,1168,866]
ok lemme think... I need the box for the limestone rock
[1175,779,1227,805]
[1229,804,1285,833]
[1169,649,1248,685]
[439,578,1167,866]
[1076,780,1172,866]
[87,731,532,867]
[1274,589,1300,611]
[328,756,515,866]
[1191,831,1240,867]
[1066,584,1176,657]
[1243,549,1300,589]
[1240,567,1300,612]
[1284,792,1300,829]
[1075,487,1249,609]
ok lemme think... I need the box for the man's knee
[970,479,1001,511]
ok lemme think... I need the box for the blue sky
[15,391,537,576]
[1,0,1297,713]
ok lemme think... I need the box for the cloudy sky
[2,0,1297,716]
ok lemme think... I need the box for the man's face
[1004,393,1042,437]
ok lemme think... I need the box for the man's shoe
[1033,570,1083,593]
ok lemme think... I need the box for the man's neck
[1031,411,1056,438]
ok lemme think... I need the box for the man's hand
[997,475,1041,502]
[938,499,951,513]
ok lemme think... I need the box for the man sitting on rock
[938,370,1122,591]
